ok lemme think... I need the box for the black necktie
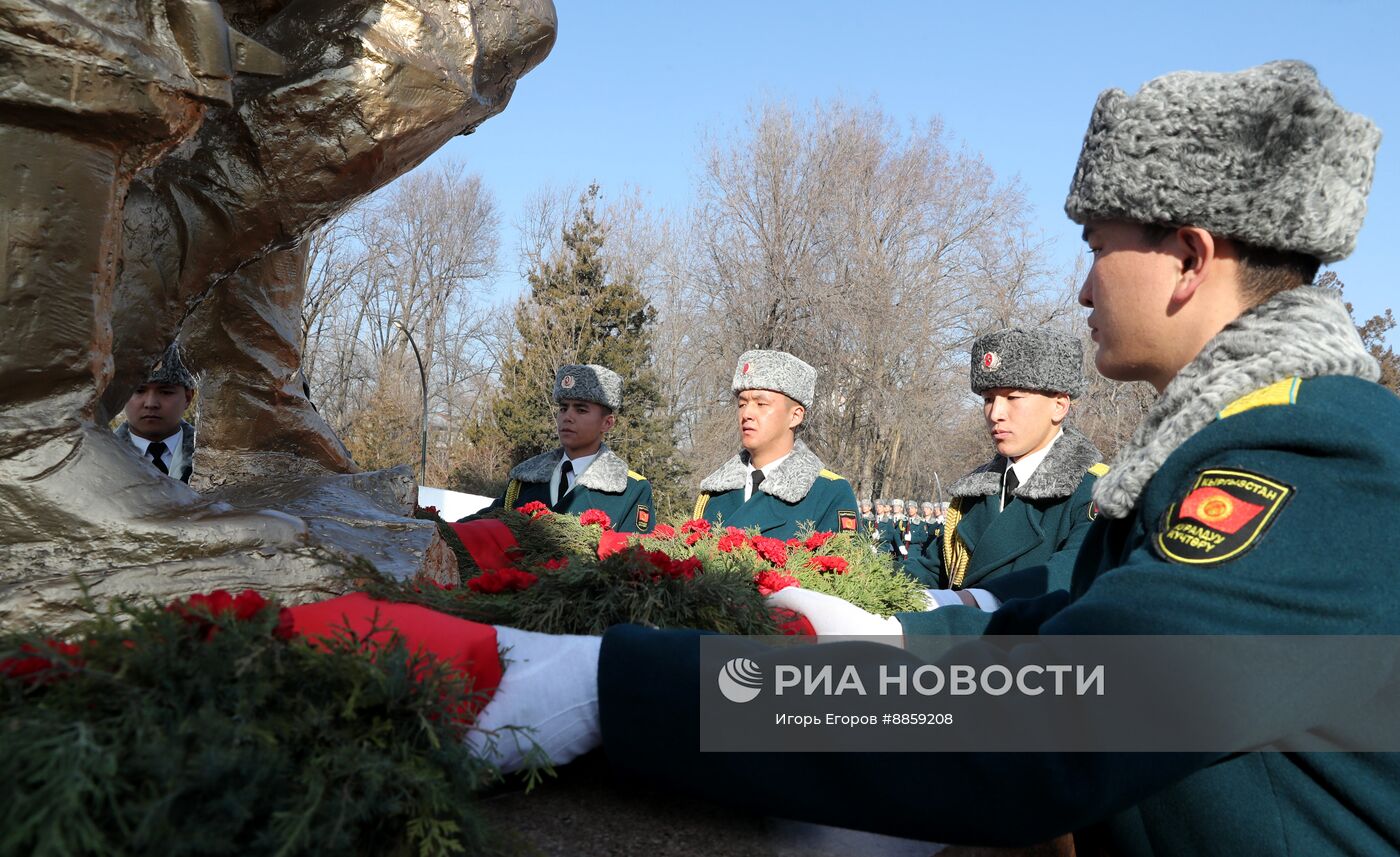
[560,459,574,494]
[1002,464,1019,508]
[751,469,765,497]
[147,440,169,475]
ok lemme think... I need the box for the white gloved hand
[466,627,602,773]
[765,587,904,646]
[922,588,1002,612]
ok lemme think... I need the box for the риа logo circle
[718,657,764,703]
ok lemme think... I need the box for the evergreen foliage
[374,507,926,633]
[474,185,688,517]
[0,595,499,857]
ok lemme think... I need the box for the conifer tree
[476,186,688,517]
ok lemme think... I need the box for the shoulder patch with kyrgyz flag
[1154,468,1293,565]
[838,510,858,532]
[636,505,651,532]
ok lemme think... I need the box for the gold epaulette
[692,493,710,521]
[1088,462,1110,477]
[1219,377,1302,419]
[504,479,522,509]
[818,468,845,481]
[628,470,646,481]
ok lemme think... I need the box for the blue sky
[423,0,1398,325]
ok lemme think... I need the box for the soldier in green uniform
[485,364,653,533]
[906,501,928,552]
[918,501,939,548]
[869,498,891,552]
[691,350,859,540]
[471,62,1397,853]
[901,328,1108,607]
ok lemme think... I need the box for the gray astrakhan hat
[554,364,623,411]
[145,343,196,389]
[971,328,1087,399]
[732,349,816,409]
[1065,60,1381,263]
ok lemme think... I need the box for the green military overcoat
[692,440,859,540]
[903,426,1106,601]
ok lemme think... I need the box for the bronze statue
[0,0,555,623]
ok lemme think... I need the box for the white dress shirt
[126,426,185,478]
[551,451,599,505]
[1000,428,1062,512]
[743,451,792,502]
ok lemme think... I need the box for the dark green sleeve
[900,529,943,587]
[814,478,858,533]
[616,479,653,534]
[981,472,1097,602]
[599,624,1205,846]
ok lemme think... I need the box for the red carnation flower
[0,639,85,685]
[785,538,802,548]
[804,531,834,551]
[653,523,676,538]
[770,607,816,636]
[751,536,789,567]
[638,549,701,582]
[543,557,570,571]
[598,530,630,559]
[579,509,612,529]
[717,532,747,553]
[518,501,551,519]
[186,589,235,618]
[680,519,711,535]
[669,556,702,580]
[232,589,269,621]
[273,607,297,641]
[467,568,538,594]
[807,555,849,574]
[754,570,800,597]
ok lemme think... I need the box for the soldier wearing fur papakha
[692,350,860,541]
[903,328,1108,608]
[114,343,199,484]
[485,365,653,533]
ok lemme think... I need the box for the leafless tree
[301,161,502,484]
[678,99,1079,501]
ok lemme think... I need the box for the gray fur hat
[891,499,905,508]
[732,349,816,409]
[145,344,196,389]
[921,501,936,510]
[1065,60,1381,263]
[554,364,622,411]
[876,498,889,506]
[970,328,1087,398]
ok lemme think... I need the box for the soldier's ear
[788,404,806,430]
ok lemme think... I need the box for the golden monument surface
[0,0,556,623]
